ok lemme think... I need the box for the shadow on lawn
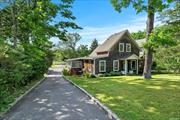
[69,75,180,120]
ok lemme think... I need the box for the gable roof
[89,30,141,58]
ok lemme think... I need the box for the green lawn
[66,74,180,120]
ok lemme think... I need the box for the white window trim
[99,60,106,72]
[119,43,124,52]
[126,43,131,52]
[113,60,119,71]
[131,60,136,70]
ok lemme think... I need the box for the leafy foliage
[56,33,81,60]
[0,0,79,112]
[153,1,180,73]
[54,35,99,61]
[111,0,175,78]
[144,26,176,48]
[109,71,122,76]
[62,68,71,76]
[131,31,146,40]
[77,45,90,57]
[83,72,96,78]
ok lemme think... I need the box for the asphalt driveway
[2,65,109,120]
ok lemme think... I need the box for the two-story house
[67,30,143,75]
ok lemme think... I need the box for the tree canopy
[154,1,180,73]
[111,0,175,78]
[90,39,98,52]
[131,31,146,40]
[0,0,80,111]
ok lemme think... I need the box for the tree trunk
[143,0,154,79]
[10,1,17,48]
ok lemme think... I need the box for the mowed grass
[66,74,180,120]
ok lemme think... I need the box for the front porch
[119,59,139,75]
[67,57,94,75]
[119,54,139,75]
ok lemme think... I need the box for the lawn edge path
[63,75,120,120]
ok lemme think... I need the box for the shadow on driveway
[2,67,109,120]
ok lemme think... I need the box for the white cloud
[50,15,161,46]
[77,16,147,46]
[77,15,160,46]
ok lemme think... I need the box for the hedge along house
[67,30,144,75]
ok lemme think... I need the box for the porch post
[136,59,139,74]
[125,59,128,75]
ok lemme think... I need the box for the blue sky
[51,0,160,46]
[0,0,159,46]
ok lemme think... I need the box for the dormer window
[126,43,131,52]
[119,43,124,52]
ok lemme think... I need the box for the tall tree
[56,33,81,60]
[0,0,81,47]
[154,1,180,73]
[90,38,98,52]
[77,45,90,57]
[131,30,146,40]
[111,0,174,78]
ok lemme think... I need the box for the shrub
[62,68,70,76]
[90,74,96,78]
[109,71,121,76]
[83,72,96,78]
[98,73,109,77]
[98,74,104,77]
[0,38,53,112]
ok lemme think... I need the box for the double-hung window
[99,60,106,72]
[113,60,119,71]
[119,43,124,52]
[126,43,131,52]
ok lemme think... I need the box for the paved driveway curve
[3,65,109,120]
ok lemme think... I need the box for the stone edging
[63,75,120,120]
[0,77,46,119]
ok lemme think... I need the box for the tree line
[54,36,98,61]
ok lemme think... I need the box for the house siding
[95,37,140,74]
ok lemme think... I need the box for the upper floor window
[126,43,131,52]
[119,43,124,52]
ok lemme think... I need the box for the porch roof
[120,54,139,60]
[67,56,93,61]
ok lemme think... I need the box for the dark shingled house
[67,30,144,75]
